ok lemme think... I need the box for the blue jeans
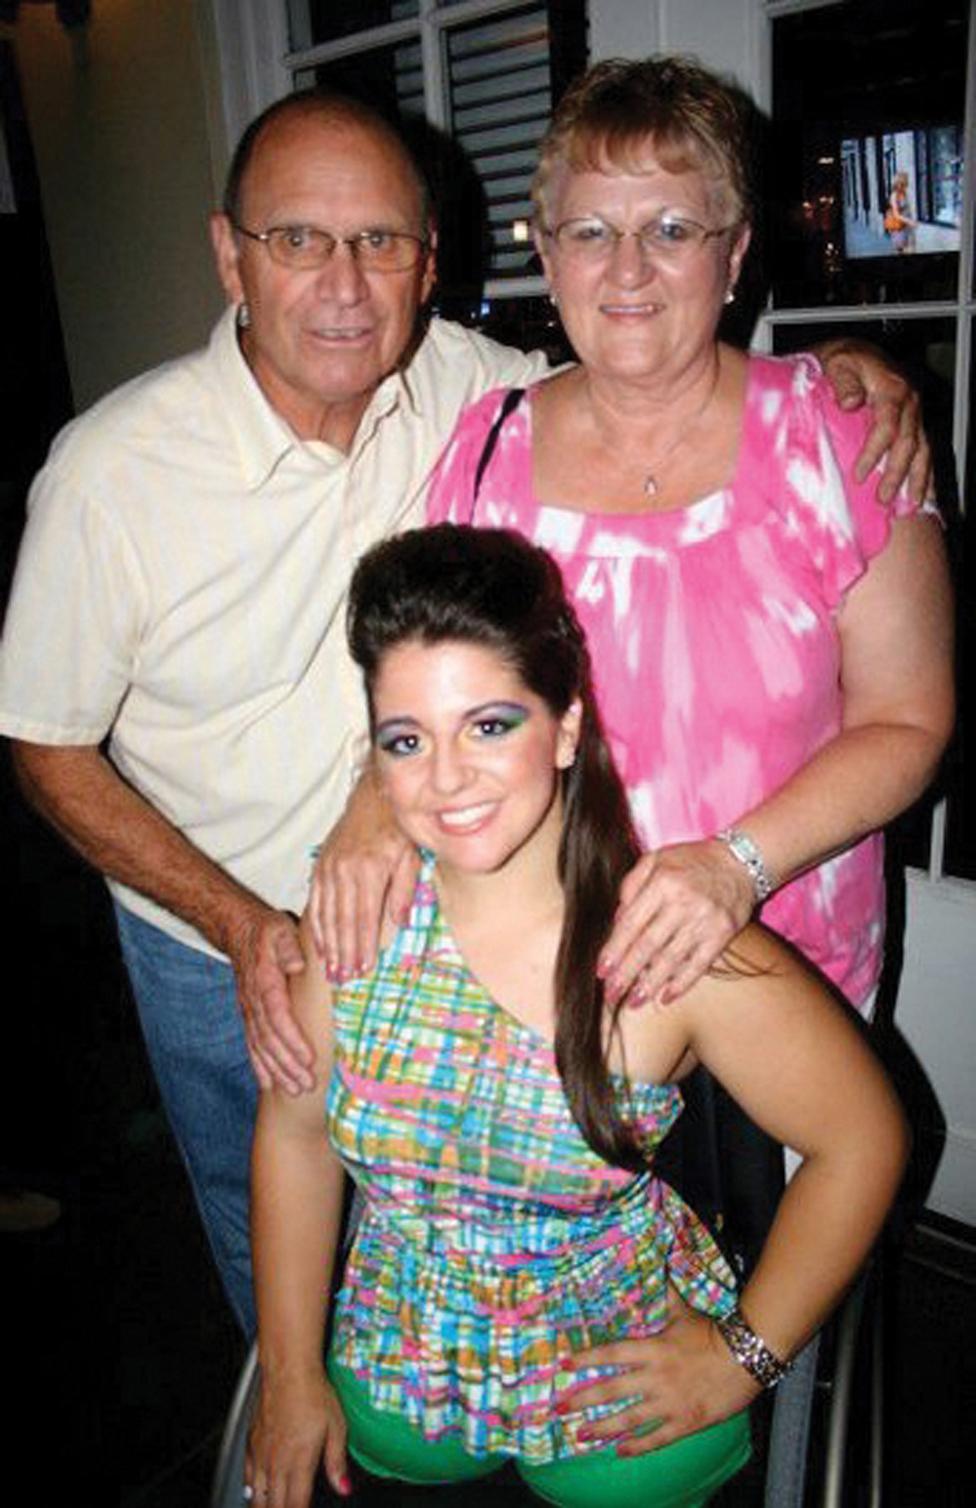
[114,903,257,1335]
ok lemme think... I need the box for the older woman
[421,55,953,1019]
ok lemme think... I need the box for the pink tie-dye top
[427,353,925,1007]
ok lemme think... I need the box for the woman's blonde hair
[532,55,753,228]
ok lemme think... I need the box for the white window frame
[758,0,976,889]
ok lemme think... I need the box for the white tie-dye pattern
[479,497,514,530]
[625,779,658,846]
[741,606,807,700]
[424,358,920,1008]
[760,389,783,427]
[534,505,587,556]
[603,555,637,622]
[762,593,819,637]
[677,491,731,544]
[792,358,817,400]
[575,559,606,606]
[697,729,766,836]
[786,429,858,550]
[814,852,842,912]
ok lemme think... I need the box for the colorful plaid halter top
[327,858,738,1463]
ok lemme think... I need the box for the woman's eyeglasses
[545,213,732,263]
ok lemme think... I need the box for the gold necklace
[639,358,722,498]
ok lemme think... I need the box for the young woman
[247,525,908,1508]
[885,171,918,253]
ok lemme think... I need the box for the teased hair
[348,524,645,1169]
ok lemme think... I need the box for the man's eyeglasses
[232,221,429,273]
[544,213,733,263]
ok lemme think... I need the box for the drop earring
[724,286,736,306]
[237,302,252,330]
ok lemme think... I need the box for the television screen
[841,126,963,260]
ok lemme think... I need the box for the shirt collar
[209,307,300,491]
[209,306,427,486]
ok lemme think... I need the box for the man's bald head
[223,89,431,232]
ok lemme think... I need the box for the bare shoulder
[687,922,840,1019]
[673,928,907,1167]
[615,924,856,1089]
[644,925,849,1075]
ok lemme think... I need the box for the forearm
[736,1127,907,1361]
[251,1100,345,1382]
[11,740,272,954]
[685,930,910,1363]
[733,718,949,891]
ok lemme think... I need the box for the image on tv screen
[841,126,962,260]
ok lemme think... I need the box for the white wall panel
[590,0,762,97]
[898,875,976,1224]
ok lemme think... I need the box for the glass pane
[296,36,424,133]
[770,0,968,309]
[287,0,418,51]
[772,316,962,875]
[431,290,573,366]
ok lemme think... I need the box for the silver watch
[715,826,774,903]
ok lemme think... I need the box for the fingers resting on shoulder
[598,841,757,1009]
[309,817,418,983]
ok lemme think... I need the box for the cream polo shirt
[0,308,546,954]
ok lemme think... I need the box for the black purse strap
[470,387,526,517]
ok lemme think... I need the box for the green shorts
[327,1358,751,1508]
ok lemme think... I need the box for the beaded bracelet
[715,1307,792,1390]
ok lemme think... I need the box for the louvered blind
[442,6,552,277]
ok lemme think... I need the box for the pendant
[643,472,659,498]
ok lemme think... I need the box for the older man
[0,90,923,1332]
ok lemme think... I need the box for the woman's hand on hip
[558,1296,759,1455]
[598,840,756,1009]
[246,1368,352,1506]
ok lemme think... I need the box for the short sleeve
[461,330,550,394]
[0,461,147,744]
[425,389,513,527]
[771,354,934,611]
